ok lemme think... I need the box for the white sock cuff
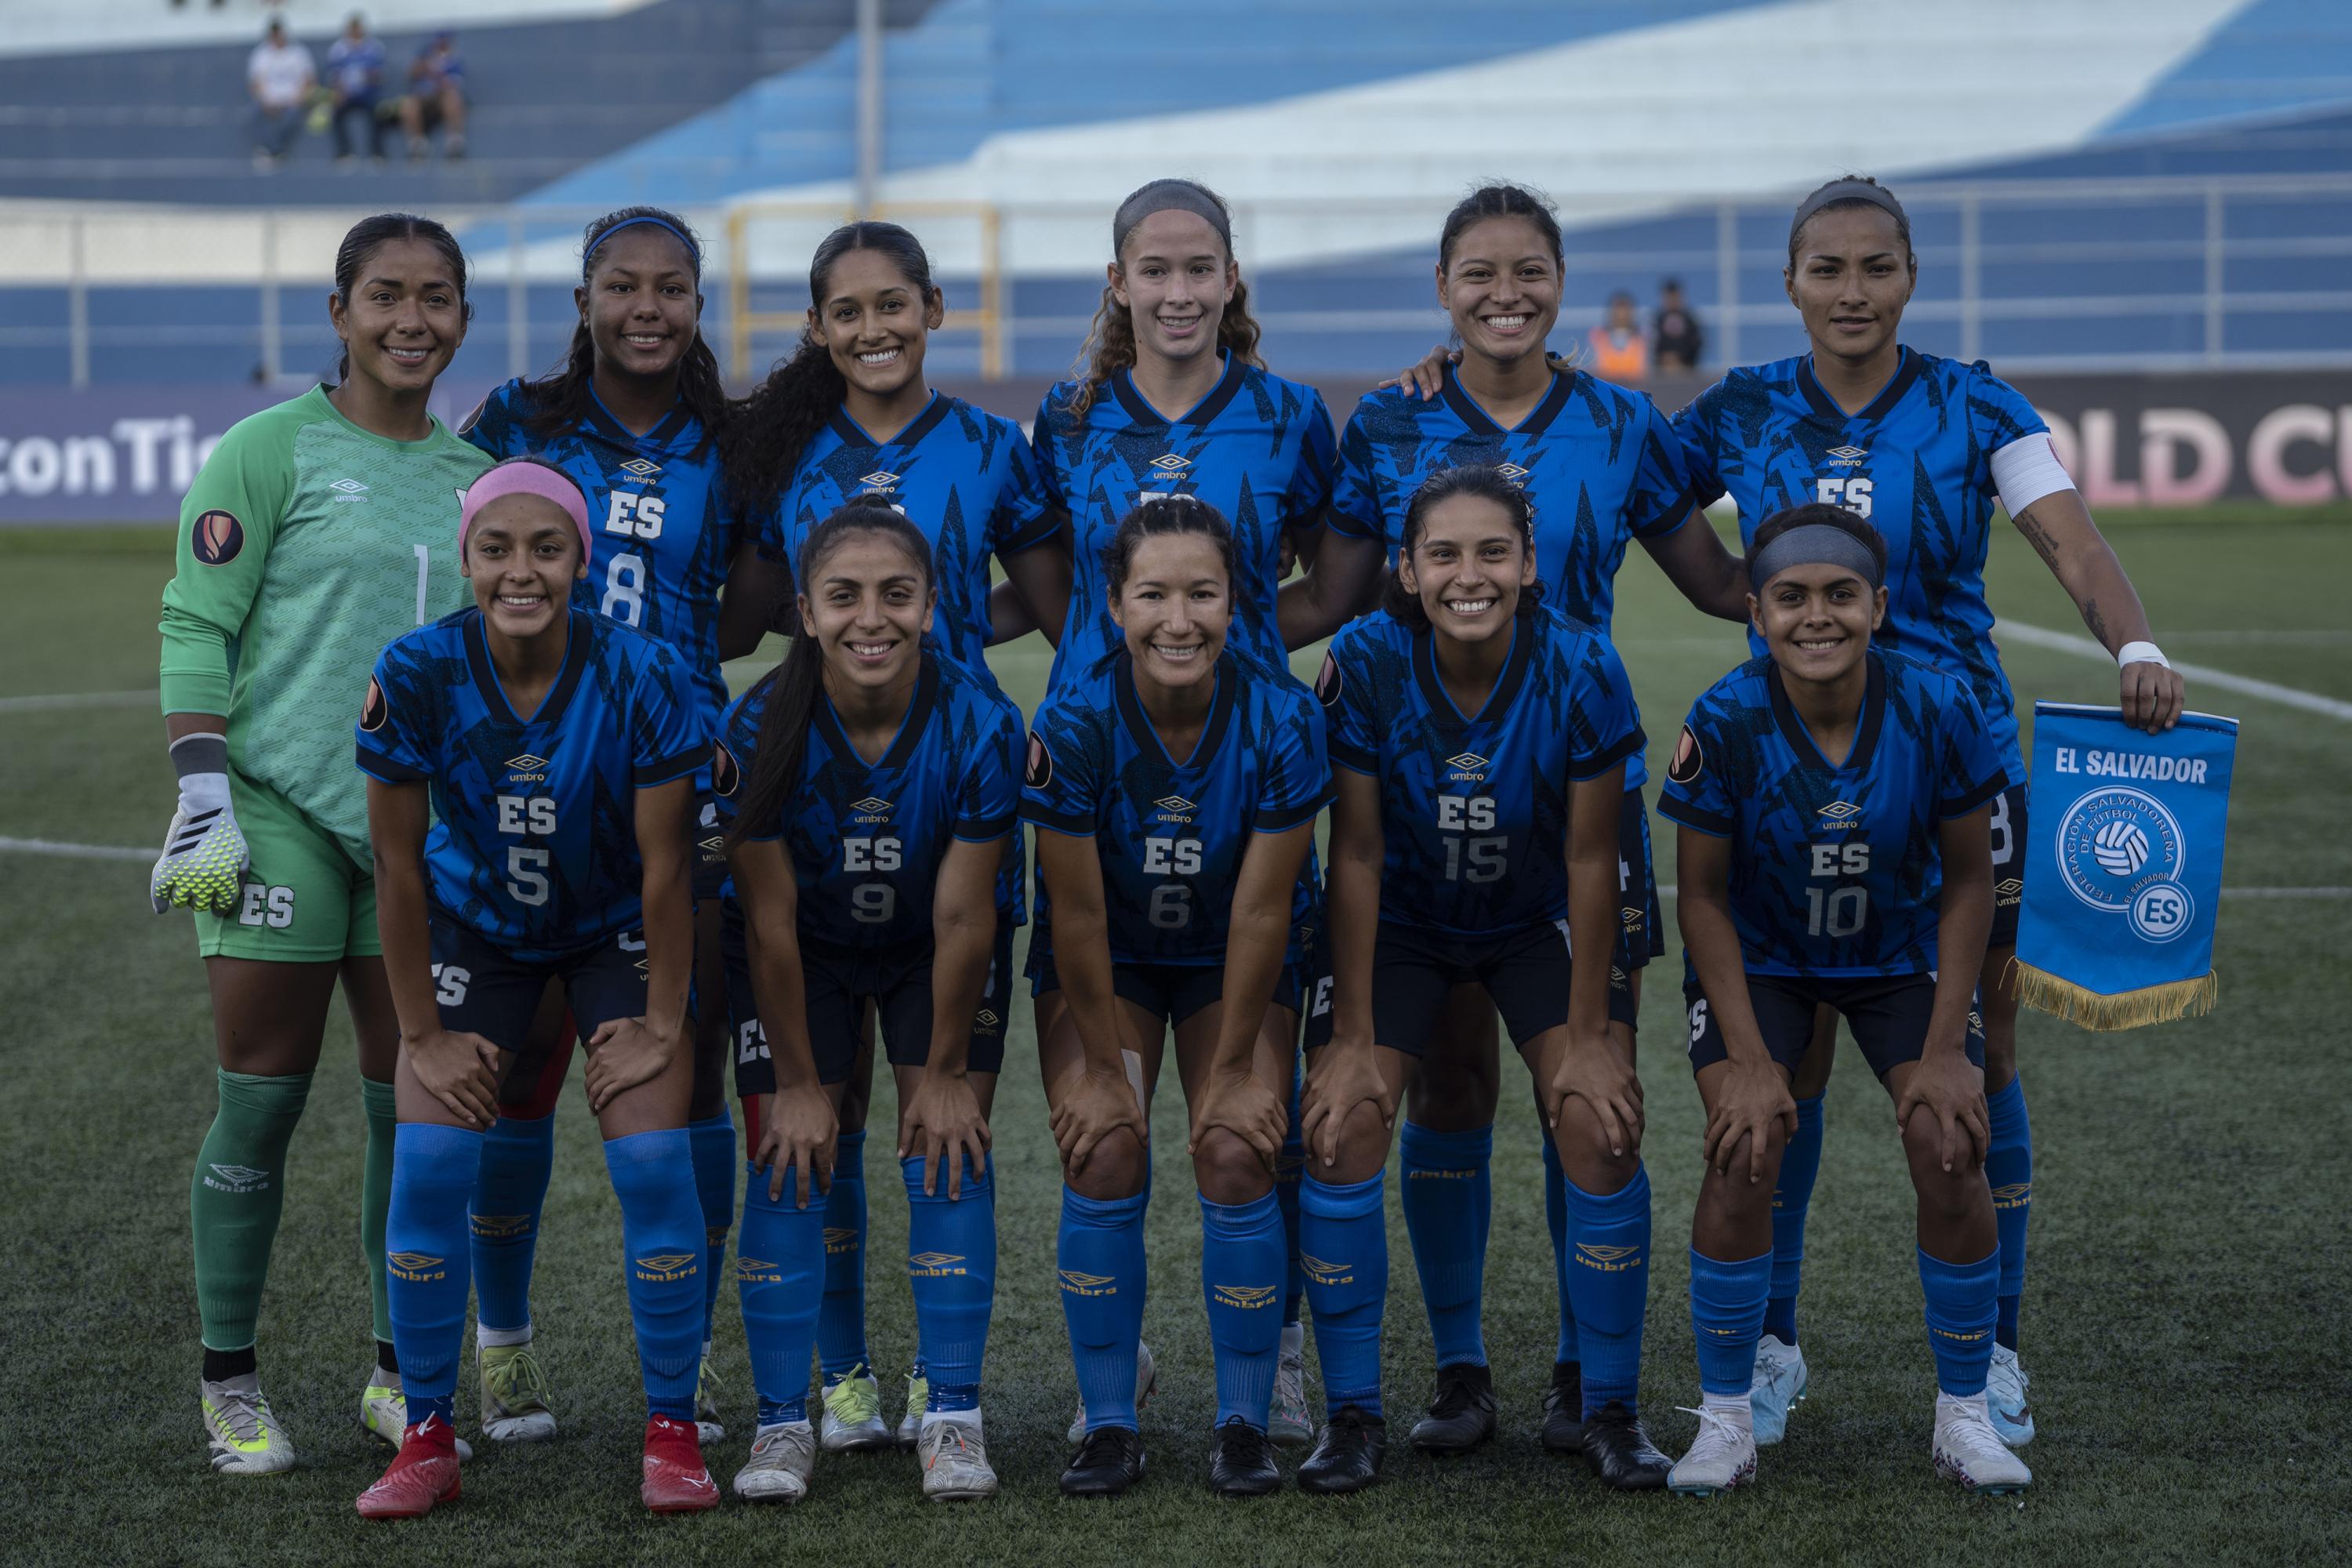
[477,1323,534,1349]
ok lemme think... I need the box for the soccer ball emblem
[2092,819,2149,877]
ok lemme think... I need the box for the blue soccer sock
[737,1163,827,1427]
[1690,1247,1773,1399]
[1278,1059,1306,1328]
[1300,1171,1387,1418]
[1541,1131,1580,1367]
[1058,1185,1146,1431]
[1764,1094,1824,1346]
[1399,1121,1491,1370]
[688,1110,737,1348]
[1984,1075,2031,1351]
[903,1153,994,1413]
[1563,1163,1653,1417]
[468,1110,554,1337]
[818,1129,870,1381]
[387,1123,484,1431]
[1918,1247,1999,1396]
[1200,1191,1286,1429]
[604,1128,706,1421]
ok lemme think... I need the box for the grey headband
[1790,179,1907,243]
[1113,179,1232,256]
[1751,524,1883,590]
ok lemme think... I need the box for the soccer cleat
[1269,1327,1312,1447]
[1933,1392,2032,1494]
[1298,1406,1386,1494]
[819,1364,892,1453]
[1409,1362,1497,1454]
[919,1414,998,1501]
[1540,1362,1584,1454]
[641,1414,721,1513]
[1208,1416,1281,1497]
[1060,1425,1145,1497]
[361,1371,473,1461]
[1668,1404,1758,1497]
[1747,1334,1809,1446]
[895,1367,929,1450]
[200,1374,296,1475]
[732,1420,818,1503]
[356,1416,461,1518]
[479,1341,557,1443]
[1986,1345,2035,1448]
[695,1356,726,1444]
[1067,1338,1158,1443]
[1581,1401,1672,1490]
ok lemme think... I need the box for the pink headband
[459,459,593,565]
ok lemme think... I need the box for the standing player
[1302,466,1661,1494]
[1345,183,1746,1454]
[1658,503,2026,1497]
[717,504,1022,1504]
[354,457,717,1517]
[720,220,1066,1453]
[153,213,491,1475]
[1671,175,2187,1446]
[1025,498,1327,1498]
[459,205,764,1447]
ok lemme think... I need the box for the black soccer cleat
[1581,1400,1671,1491]
[1409,1362,1497,1454]
[1208,1416,1281,1497]
[1060,1425,1145,1497]
[1298,1405,1387,1494]
[1540,1362,1584,1454]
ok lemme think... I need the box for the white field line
[0,688,156,714]
[1995,620,2352,723]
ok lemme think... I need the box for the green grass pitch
[2,514,2347,1566]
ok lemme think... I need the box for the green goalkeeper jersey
[159,386,492,858]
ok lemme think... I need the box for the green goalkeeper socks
[360,1076,397,1345]
[191,1069,314,1352]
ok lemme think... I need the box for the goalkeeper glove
[151,734,250,916]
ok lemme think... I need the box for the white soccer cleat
[201,1374,296,1475]
[1933,1392,2032,1495]
[1985,1345,2035,1448]
[361,1370,473,1461]
[733,1419,818,1502]
[479,1341,557,1443]
[1066,1338,1157,1443]
[1270,1323,1313,1446]
[919,1413,997,1501]
[1668,1403,1758,1497]
[819,1364,892,1453]
[1747,1334,1809,1446]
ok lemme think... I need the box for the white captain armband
[1991,434,2075,517]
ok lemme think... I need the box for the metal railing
[724,199,1005,380]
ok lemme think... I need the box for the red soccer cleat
[356,1416,462,1519]
[641,1414,720,1513]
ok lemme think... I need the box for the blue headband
[1751,523,1884,590]
[586,216,700,278]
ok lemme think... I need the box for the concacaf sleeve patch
[711,739,740,798]
[191,510,244,565]
[1314,650,1342,710]
[361,677,389,732]
[1667,723,1704,784]
[1024,731,1053,790]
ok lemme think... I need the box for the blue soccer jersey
[764,392,1059,673]
[463,379,740,722]
[1032,353,1335,684]
[357,608,711,962]
[713,649,1022,955]
[1671,347,2049,775]
[1323,608,1643,939]
[1022,647,1328,967]
[1657,648,2010,978]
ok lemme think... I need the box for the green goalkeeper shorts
[193,769,379,964]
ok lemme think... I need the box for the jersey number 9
[851,883,896,924]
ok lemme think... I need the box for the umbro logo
[205,1163,270,1192]
[1153,795,1196,815]
[619,458,662,479]
[1148,454,1190,475]
[1446,753,1488,771]
[387,1252,444,1271]
[909,1252,968,1276]
[1300,1254,1354,1286]
[1213,1283,1279,1309]
[506,753,547,771]
[470,1214,530,1238]
[633,1254,699,1281]
[975,1009,1001,1028]
[1997,877,2024,897]
[851,796,892,813]
[330,477,369,500]
[1059,1269,1116,1295]
[1577,1243,1643,1272]
[1817,800,1862,820]
[857,470,900,491]
[1827,445,1867,461]
[1495,463,1530,483]
[736,1257,781,1281]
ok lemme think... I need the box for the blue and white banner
[2014,702,2239,1030]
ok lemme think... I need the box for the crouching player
[354,458,720,1516]
[1659,503,2027,1498]
[717,503,1022,1504]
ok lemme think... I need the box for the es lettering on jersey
[713,650,1022,955]
[357,608,711,961]
[1022,648,1328,967]
[1657,649,2009,978]
[1033,353,1334,684]
[1671,347,2048,775]
[1323,608,1642,939]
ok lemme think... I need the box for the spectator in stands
[1587,290,1650,386]
[326,13,388,165]
[400,31,468,161]
[246,17,314,169]
[1653,278,1705,372]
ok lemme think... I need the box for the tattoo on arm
[2014,505,2063,568]
[2080,596,2110,647]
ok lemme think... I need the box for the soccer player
[353,458,717,1517]
[1658,503,2027,1497]
[153,213,491,1476]
[1024,497,1327,1499]
[1671,175,2188,1447]
[459,205,764,1447]
[720,220,1065,1453]
[716,503,1022,1504]
[1340,183,1749,1457]
[1304,464,1661,1494]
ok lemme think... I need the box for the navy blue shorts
[1682,970,1987,1080]
[427,910,648,1094]
[1370,917,1635,1057]
[1988,780,2027,952]
[1616,785,1664,976]
[1029,917,1329,1048]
